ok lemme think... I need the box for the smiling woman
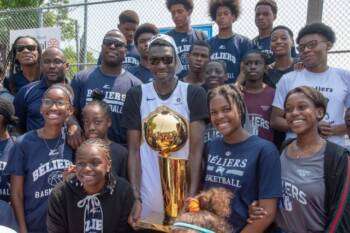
[5,83,74,233]
[47,138,134,233]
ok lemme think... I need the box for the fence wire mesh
[0,0,348,78]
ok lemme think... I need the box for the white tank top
[139,81,190,219]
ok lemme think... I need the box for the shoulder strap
[279,138,295,153]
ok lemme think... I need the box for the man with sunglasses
[122,34,208,228]
[271,22,350,147]
[71,29,141,145]
[14,47,69,133]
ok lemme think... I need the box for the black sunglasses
[149,57,174,65]
[16,45,37,52]
[102,38,126,48]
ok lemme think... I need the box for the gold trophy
[140,105,189,232]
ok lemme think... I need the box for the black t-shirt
[264,61,296,89]
[109,142,128,179]
[121,82,208,130]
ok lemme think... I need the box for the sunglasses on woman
[16,45,37,52]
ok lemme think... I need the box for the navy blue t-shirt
[97,44,140,71]
[0,138,14,202]
[123,43,140,70]
[128,64,154,83]
[166,29,207,80]
[209,34,253,83]
[5,130,73,233]
[4,72,30,94]
[14,79,48,132]
[204,135,281,232]
[253,36,274,64]
[71,66,142,144]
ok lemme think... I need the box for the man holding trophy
[122,34,208,231]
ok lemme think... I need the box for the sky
[66,0,350,69]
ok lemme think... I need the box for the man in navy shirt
[71,29,141,145]
[166,0,207,80]
[208,0,253,83]
[97,10,140,71]
[129,23,159,83]
[14,47,69,132]
[253,0,277,64]
[182,40,210,85]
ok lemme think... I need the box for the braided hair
[76,138,116,192]
[4,36,42,93]
[207,84,247,126]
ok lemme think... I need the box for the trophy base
[136,211,173,232]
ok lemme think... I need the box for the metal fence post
[37,7,44,28]
[306,0,324,24]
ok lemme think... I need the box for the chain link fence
[0,0,348,78]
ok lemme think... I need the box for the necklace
[38,129,63,157]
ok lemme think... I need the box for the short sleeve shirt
[5,130,73,233]
[0,139,14,202]
[276,146,326,233]
[121,82,209,130]
[253,36,274,64]
[273,67,350,147]
[109,142,128,179]
[14,79,48,132]
[166,29,207,80]
[128,64,154,83]
[209,34,253,83]
[243,86,275,142]
[203,135,281,232]
[123,44,140,71]
[71,67,142,144]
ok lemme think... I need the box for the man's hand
[128,199,142,229]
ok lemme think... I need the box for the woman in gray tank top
[248,86,350,233]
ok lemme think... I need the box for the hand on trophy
[128,199,142,229]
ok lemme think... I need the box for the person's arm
[127,129,142,228]
[319,121,347,137]
[118,181,135,233]
[270,106,289,132]
[241,198,278,233]
[46,188,68,233]
[188,120,206,196]
[10,175,27,233]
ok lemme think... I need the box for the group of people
[0,0,350,233]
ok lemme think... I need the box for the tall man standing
[122,34,208,227]
[166,0,207,80]
[253,0,277,64]
[271,23,350,147]
[72,30,141,145]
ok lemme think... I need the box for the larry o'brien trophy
[139,106,188,232]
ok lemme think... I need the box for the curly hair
[284,86,328,121]
[173,188,233,233]
[209,0,241,21]
[207,84,247,126]
[255,0,278,15]
[0,98,17,126]
[166,0,194,11]
[296,22,336,44]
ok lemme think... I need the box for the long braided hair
[3,36,42,94]
[207,84,247,127]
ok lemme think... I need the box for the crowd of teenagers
[0,0,350,232]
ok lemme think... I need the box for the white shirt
[273,67,350,147]
[139,81,190,219]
